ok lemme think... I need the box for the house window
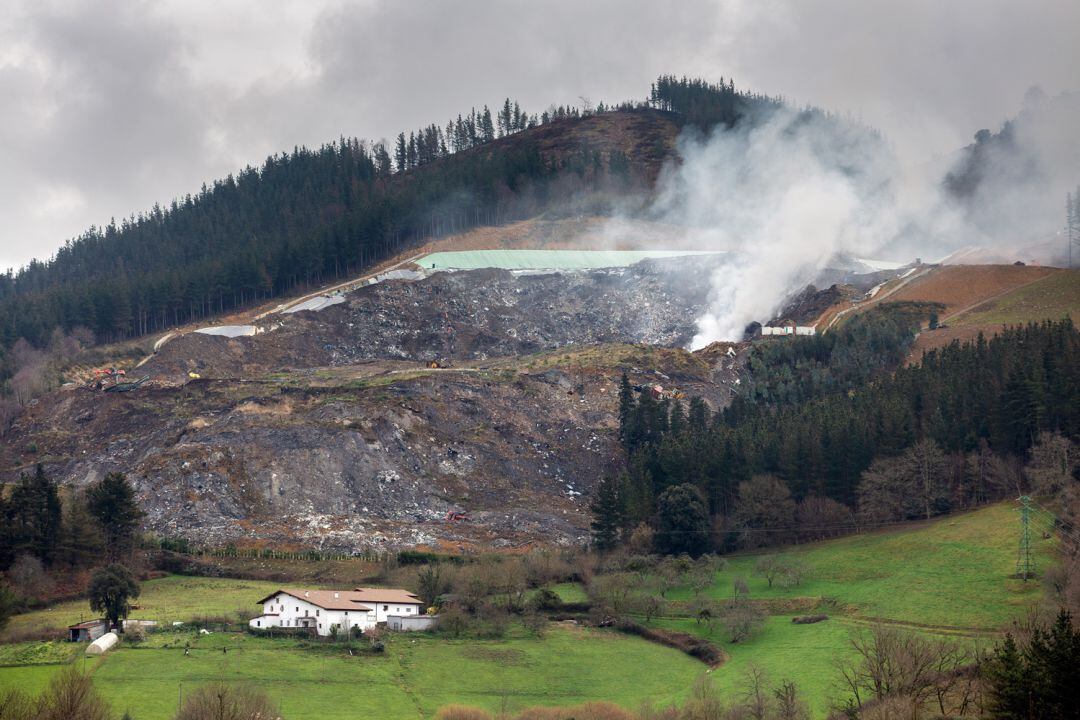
[257,621,261,627]
[316,610,320,617]
[383,605,388,611]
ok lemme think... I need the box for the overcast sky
[1,0,1076,271]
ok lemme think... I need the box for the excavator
[90,368,126,389]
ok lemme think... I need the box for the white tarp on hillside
[284,295,346,314]
[194,325,258,337]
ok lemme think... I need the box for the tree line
[0,466,143,618]
[593,314,1080,556]
[0,74,806,403]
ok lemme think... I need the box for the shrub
[791,614,828,624]
[174,682,283,720]
[529,587,563,612]
[33,667,113,720]
[522,610,549,638]
[438,606,472,637]
[515,701,636,720]
[720,601,766,643]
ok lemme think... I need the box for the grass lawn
[0,503,1049,719]
[3,575,289,638]
[0,626,705,720]
[652,616,856,715]
[669,503,1052,630]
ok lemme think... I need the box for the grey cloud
[1,0,1076,271]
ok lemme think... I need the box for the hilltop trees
[0,75,803,404]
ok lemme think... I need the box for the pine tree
[394,133,407,173]
[2,464,62,567]
[589,475,624,552]
[480,107,495,143]
[86,472,145,562]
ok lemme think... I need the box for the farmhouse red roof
[255,589,373,611]
[351,588,423,604]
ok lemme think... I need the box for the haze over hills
[0,10,1078,711]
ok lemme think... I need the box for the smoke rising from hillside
[646,88,1079,347]
[648,110,916,346]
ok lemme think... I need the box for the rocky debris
[144,257,723,380]
[1,255,750,551]
[770,284,862,326]
[3,360,697,550]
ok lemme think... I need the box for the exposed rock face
[2,258,738,551]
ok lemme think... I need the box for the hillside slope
[0,257,743,549]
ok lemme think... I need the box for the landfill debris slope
[1,257,742,551]
[144,259,724,381]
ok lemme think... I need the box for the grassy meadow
[0,626,704,720]
[668,502,1052,630]
[0,502,1050,718]
[952,269,1080,327]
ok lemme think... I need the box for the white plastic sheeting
[86,632,119,655]
[194,325,258,338]
[283,295,346,314]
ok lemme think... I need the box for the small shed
[68,620,107,643]
[387,614,438,632]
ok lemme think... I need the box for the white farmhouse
[249,587,424,636]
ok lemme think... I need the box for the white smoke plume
[648,108,919,346]
[643,88,1079,348]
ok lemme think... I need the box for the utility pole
[1016,495,1035,581]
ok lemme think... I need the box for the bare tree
[754,555,782,588]
[740,665,771,720]
[1026,432,1076,499]
[772,680,810,720]
[34,667,113,720]
[795,496,854,541]
[837,625,973,712]
[7,554,52,605]
[174,682,283,720]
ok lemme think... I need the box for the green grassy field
[953,270,1080,327]
[0,626,704,720]
[653,616,857,714]
[0,503,1049,719]
[3,575,288,639]
[668,502,1052,630]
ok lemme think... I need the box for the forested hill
[0,77,793,357]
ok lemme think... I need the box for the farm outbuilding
[387,614,438,632]
[761,325,816,337]
[68,620,107,643]
[86,632,119,655]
